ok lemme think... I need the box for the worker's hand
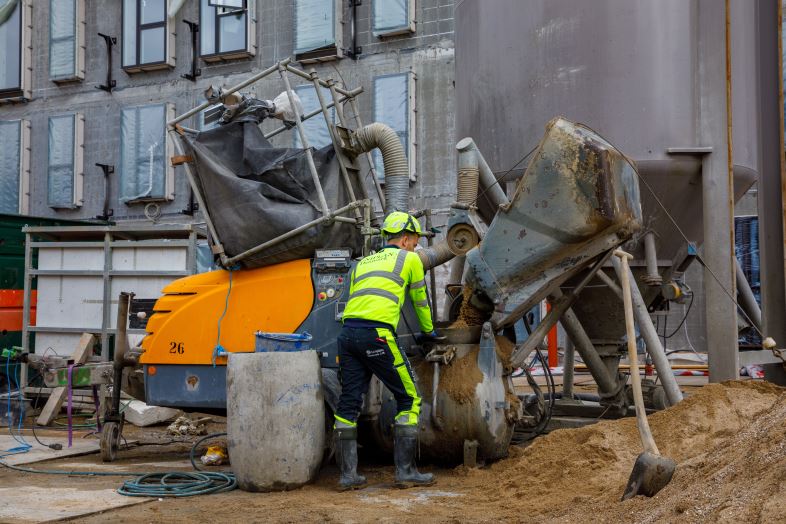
[423,330,447,343]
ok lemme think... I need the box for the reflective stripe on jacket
[342,247,434,333]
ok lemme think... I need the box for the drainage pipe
[642,232,662,286]
[351,123,410,214]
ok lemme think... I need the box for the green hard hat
[382,211,423,236]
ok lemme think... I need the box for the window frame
[121,0,175,73]
[199,0,256,62]
[0,0,32,102]
[372,0,416,38]
[0,119,31,214]
[119,103,175,205]
[373,71,417,182]
[47,113,85,209]
[49,0,86,83]
[293,0,343,63]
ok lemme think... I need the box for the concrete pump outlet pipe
[351,123,410,214]
[418,241,455,271]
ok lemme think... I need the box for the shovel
[615,249,676,501]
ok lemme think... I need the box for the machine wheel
[100,421,121,462]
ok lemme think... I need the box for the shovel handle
[615,250,660,456]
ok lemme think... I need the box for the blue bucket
[254,331,313,352]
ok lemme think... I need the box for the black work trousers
[334,325,421,426]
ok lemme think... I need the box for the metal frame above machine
[168,59,385,269]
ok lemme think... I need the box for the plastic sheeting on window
[50,0,77,80]
[0,0,21,91]
[48,115,76,208]
[372,0,408,36]
[294,0,335,54]
[373,74,409,179]
[120,104,167,202]
[0,120,21,214]
[293,85,334,149]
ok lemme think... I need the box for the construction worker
[334,211,441,490]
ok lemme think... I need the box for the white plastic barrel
[227,351,325,491]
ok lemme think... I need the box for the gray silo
[454,0,760,381]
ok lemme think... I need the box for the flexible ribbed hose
[418,242,455,271]
[352,123,410,214]
[457,167,480,204]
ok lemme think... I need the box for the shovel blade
[621,451,676,501]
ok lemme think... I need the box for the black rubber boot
[335,425,367,491]
[394,424,435,488]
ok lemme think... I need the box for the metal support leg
[608,260,683,405]
[698,0,738,382]
[558,304,618,395]
[20,232,32,388]
[735,257,763,332]
[510,251,613,368]
[562,338,575,399]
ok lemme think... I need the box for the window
[48,114,84,208]
[373,72,417,181]
[373,0,415,37]
[293,85,335,149]
[0,0,32,101]
[50,0,85,82]
[294,0,342,62]
[122,0,175,72]
[119,104,175,203]
[200,0,256,61]
[0,119,30,214]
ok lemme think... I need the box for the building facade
[0,0,457,223]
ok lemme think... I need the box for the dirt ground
[1,380,783,523]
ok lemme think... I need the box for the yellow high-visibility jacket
[342,246,434,333]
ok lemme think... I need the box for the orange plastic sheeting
[140,259,314,365]
[0,290,37,331]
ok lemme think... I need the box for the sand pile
[455,380,785,523]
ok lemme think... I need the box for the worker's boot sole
[394,478,436,489]
[337,481,367,492]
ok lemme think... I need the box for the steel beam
[698,0,739,381]
[756,0,786,348]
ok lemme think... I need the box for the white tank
[227,351,325,491]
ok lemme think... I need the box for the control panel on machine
[313,249,352,305]
[306,249,353,368]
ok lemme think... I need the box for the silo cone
[227,351,325,491]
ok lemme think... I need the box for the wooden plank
[36,333,97,426]
[170,154,193,166]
